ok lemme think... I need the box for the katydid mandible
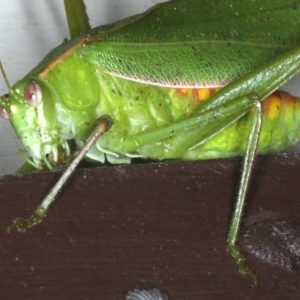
[1,0,300,284]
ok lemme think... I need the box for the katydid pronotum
[1,0,300,284]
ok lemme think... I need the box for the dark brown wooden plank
[0,154,300,299]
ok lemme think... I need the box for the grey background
[0,0,299,175]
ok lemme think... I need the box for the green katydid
[1,0,300,284]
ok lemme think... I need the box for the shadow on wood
[0,154,300,299]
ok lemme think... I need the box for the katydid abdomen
[91,77,300,162]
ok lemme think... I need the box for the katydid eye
[24,81,42,107]
[0,107,9,119]
[0,94,9,119]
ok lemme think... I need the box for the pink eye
[0,107,9,119]
[0,94,9,119]
[24,81,42,106]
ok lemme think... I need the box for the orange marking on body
[175,88,193,98]
[173,87,222,115]
[263,91,282,120]
[262,90,298,120]
[194,88,211,101]
[278,90,298,107]
[194,87,221,101]
[175,87,221,101]
[174,87,222,108]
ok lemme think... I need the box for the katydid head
[0,77,65,170]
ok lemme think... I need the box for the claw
[9,212,44,233]
[227,244,257,286]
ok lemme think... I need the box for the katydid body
[1,0,300,284]
[7,73,300,165]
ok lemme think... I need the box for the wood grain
[0,154,300,299]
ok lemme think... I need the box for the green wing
[80,0,300,87]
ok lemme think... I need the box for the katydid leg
[9,115,112,232]
[227,99,262,285]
